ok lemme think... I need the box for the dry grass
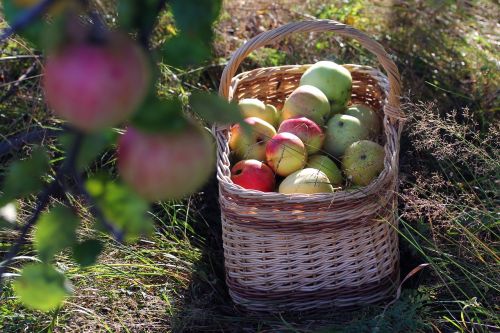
[1,0,499,332]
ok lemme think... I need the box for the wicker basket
[214,20,404,312]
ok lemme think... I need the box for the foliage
[0,0,498,331]
[0,0,242,313]
[317,291,431,333]
[13,263,72,312]
[0,147,49,206]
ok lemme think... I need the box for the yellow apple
[281,85,330,125]
[238,98,277,126]
[279,168,334,194]
[307,155,343,186]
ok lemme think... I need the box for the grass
[1,0,499,332]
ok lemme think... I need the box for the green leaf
[131,94,188,134]
[86,175,153,242]
[162,34,212,68]
[1,0,65,50]
[13,263,72,312]
[170,0,221,39]
[162,0,222,68]
[117,0,161,32]
[190,92,244,125]
[72,239,103,267]
[59,130,117,172]
[0,147,50,206]
[34,205,79,262]
[0,202,17,230]
[3,0,45,47]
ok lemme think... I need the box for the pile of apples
[229,61,385,194]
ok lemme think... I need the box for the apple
[345,104,381,138]
[281,85,330,125]
[265,104,279,127]
[231,160,275,192]
[279,168,334,194]
[299,61,352,114]
[229,117,276,161]
[307,155,343,186]
[43,35,150,132]
[278,117,325,154]
[238,98,277,126]
[266,132,307,176]
[342,140,385,186]
[117,123,215,201]
[324,114,370,157]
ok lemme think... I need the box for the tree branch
[0,131,83,283]
[0,0,56,43]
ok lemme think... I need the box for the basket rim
[213,64,403,203]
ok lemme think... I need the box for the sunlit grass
[1,0,499,332]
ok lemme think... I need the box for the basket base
[227,269,400,313]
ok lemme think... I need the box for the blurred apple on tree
[43,34,151,132]
[117,124,215,201]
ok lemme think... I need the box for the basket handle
[219,19,403,121]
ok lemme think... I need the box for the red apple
[266,132,307,176]
[117,124,215,201]
[231,159,275,192]
[43,34,150,132]
[278,117,325,154]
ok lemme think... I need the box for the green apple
[265,104,279,127]
[324,114,370,157]
[266,132,307,176]
[300,61,352,114]
[342,140,385,186]
[345,104,381,138]
[279,168,334,194]
[281,85,330,125]
[229,117,276,161]
[238,98,276,126]
[307,155,343,186]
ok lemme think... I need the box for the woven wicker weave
[213,20,404,312]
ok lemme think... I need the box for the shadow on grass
[168,2,498,332]
[169,176,430,333]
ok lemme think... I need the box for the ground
[0,0,499,332]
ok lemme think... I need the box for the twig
[0,0,56,43]
[0,132,83,283]
[0,61,39,104]
[0,55,42,62]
